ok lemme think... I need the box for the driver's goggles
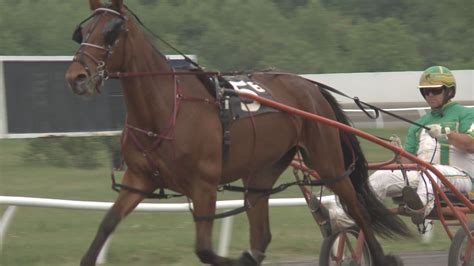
[420,87,445,97]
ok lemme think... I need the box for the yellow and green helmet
[418,66,456,98]
[418,66,456,97]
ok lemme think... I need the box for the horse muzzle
[65,65,102,97]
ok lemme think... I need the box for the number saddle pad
[220,75,279,119]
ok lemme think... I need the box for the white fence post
[0,206,17,253]
[0,60,7,137]
[217,216,234,257]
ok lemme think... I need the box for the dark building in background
[2,56,195,134]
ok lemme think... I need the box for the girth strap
[110,171,183,199]
[194,206,249,222]
[221,164,354,194]
[194,164,354,222]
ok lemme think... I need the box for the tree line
[0,0,472,73]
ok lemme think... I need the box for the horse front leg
[80,170,156,266]
[190,180,234,266]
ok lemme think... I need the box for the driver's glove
[427,125,448,140]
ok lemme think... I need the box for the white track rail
[0,195,336,264]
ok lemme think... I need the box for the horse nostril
[75,74,88,83]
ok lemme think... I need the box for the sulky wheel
[448,221,474,266]
[319,227,372,266]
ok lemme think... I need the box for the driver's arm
[446,132,474,153]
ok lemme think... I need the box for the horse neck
[120,27,175,132]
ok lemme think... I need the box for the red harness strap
[122,72,217,179]
[125,124,172,177]
[123,72,180,177]
[108,70,220,79]
[110,69,220,200]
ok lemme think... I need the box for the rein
[108,70,220,79]
[75,7,428,132]
[124,6,201,69]
[305,78,431,130]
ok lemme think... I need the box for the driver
[315,66,474,236]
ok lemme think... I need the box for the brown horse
[65,1,410,265]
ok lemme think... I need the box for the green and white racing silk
[405,102,474,178]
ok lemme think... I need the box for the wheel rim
[329,230,371,266]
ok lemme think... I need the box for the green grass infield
[0,128,461,265]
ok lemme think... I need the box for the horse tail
[319,88,412,239]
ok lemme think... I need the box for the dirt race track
[273,250,448,266]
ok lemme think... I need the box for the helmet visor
[420,87,445,97]
[418,84,444,88]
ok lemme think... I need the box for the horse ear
[111,0,124,9]
[89,0,101,10]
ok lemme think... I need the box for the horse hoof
[233,252,256,266]
[80,258,95,266]
[212,257,234,266]
[232,250,265,266]
[384,254,404,266]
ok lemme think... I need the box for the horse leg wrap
[237,250,265,265]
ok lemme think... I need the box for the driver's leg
[327,170,420,232]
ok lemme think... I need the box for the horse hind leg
[330,180,401,265]
[80,170,156,266]
[236,191,271,266]
[301,145,401,263]
[236,148,297,265]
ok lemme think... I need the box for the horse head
[65,0,129,96]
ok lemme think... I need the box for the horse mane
[319,87,412,239]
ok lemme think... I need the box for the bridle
[72,6,223,83]
[72,7,127,90]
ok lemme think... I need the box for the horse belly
[221,113,297,182]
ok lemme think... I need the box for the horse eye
[72,26,83,44]
[103,18,124,46]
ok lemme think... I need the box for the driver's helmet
[418,66,456,98]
